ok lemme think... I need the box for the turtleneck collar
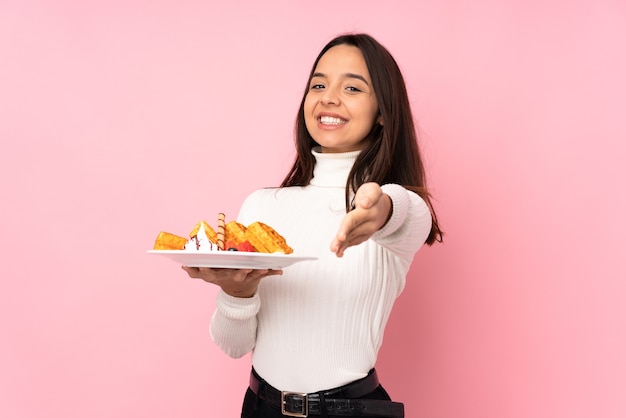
[309,146,360,188]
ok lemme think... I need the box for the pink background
[1,0,625,417]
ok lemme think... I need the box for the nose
[321,87,340,105]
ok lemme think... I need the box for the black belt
[249,368,404,417]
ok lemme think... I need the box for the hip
[241,368,404,418]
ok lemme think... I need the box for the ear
[377,115,384,126]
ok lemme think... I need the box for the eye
[346,86,362,93]
[309,78,325,90]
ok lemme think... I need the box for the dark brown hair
[281,33,442,245]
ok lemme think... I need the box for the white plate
[147,250,317,269]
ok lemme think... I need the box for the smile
[319,116,346,125]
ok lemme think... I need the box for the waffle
[245,221,293,254]
[225,221,248,245]
[153,231,188,250]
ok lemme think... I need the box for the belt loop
[319,392,328,418]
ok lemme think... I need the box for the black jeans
[241,384,397,418]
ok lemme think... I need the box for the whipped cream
[184,222,220,251]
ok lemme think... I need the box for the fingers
[353,182,383,209]
[181,266,282,283]
[331,183,391,257]
[246,268,284,280]
[332,203,380,253]
[182,266,251,280]
[331,227,372,257]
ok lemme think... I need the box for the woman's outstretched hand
[330,182,392,257]
[181,266,283,298]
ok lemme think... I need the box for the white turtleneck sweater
[209,148,432,393]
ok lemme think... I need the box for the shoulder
[238,187,301,224]
[241,187,287,205]
[239,188,278,211]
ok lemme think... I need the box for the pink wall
[1,1,625,417]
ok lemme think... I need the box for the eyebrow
[312,72,370,86]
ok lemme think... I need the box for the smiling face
[303,44,380,153]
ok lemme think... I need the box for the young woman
[183,33,442,418]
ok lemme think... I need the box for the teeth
[320,116,345,125]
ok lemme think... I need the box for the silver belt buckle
[281,391,308,417]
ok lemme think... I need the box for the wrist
[222,286,257,298]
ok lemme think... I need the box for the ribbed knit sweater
[209,147,432,393]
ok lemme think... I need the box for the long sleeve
[209,290,260,358]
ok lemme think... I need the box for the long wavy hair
[281,33,442,245]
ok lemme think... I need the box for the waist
[249,368,404,417]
